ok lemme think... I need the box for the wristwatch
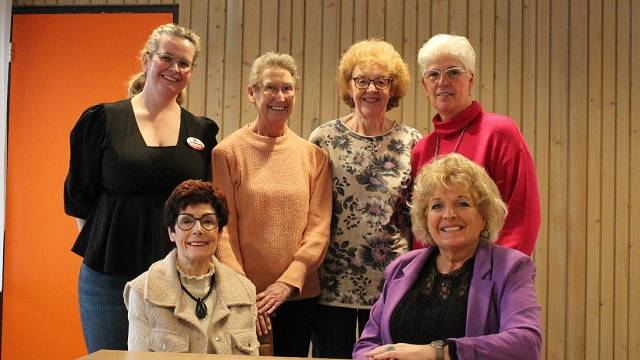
[429,340,445,360]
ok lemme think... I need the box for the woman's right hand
[256,281,294,316]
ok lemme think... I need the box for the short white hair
[417,34,476,74]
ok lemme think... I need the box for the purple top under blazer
[353,242,542,360]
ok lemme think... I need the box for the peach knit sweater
[212,125,331,299]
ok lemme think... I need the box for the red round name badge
[186,137,205,151]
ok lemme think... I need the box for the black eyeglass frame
[350,76,394,90]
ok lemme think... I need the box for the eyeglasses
[176,213,218,231]
[423,67,467,84]
[154,51,193,74]
[351,77,393,90]
[254,82,296,96]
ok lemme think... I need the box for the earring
[480,228,490,241]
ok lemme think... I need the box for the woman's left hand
[365,343,435,360]
[256,281,294,315]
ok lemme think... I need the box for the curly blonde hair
[337,39,410,111]
[127,23,201,105]
[411,153,507,246]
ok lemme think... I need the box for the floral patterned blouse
[309,119,421,308]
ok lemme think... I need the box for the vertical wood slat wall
[177,1,640,359]
[11,0,640,359]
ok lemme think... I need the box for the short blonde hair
[411,153,507,246]
[417,34,476,75]
[249,52,299,86]
[337,39,410,111]
[127,23,201,105]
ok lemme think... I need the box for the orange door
[3,11,172,359]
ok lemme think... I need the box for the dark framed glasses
[176,213,218,231]
[351,76,393,90]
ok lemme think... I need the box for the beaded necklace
[433,126,467,157]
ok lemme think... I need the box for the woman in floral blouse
[309,39,421,359]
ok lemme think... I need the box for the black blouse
[390,248,474,346]
[64,99,218,276]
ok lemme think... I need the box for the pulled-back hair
[127,23,201,105]
[248,52,299,86]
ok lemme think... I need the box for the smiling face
[248,66,296,127]
[421,54,474,120]
[426,186,485,254]
[143,34,196,98]
[169,203,219,272]
[349,64,392,119]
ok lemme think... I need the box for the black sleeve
[63,104,106,219]
[202,116,219,181]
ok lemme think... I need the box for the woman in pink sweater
[411,34,540,256]
[212,52,332,357]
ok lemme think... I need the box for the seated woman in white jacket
[124,180,259,354]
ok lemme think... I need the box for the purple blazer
[353,242,541,360]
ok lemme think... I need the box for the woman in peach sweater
[212,52,332,357]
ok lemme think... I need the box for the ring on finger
[385,344,395,352]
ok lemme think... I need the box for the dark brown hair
[164,180,229,233]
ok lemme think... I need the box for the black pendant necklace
[178,271,215,320]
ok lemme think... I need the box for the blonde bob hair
[248,52,299,86]
[127,23,201,105]
[411,153,507,246]
[337,39,410,111]
[417,34,476,75]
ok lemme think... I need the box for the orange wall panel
[3,12,172,359]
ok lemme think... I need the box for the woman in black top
[64,24,218,353]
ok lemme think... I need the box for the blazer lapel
[466,243,493,336]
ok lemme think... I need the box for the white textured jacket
[124,249,259,354]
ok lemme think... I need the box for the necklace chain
[434,126,467,158]
[178,271,215,319]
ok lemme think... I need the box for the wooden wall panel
[630,3,640,359]
[13,0,176,4]
[601,0,617,357]
[586,0,603,357]
[534,0,551,357]
[567,0,588,358]
[11,0,640,358]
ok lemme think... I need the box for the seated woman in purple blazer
[353,153,541,360]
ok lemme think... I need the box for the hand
[256,281,294,316]
[256,312,272,336]
[365,343,435,360]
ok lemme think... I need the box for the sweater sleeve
[490,132,541,256]
[63,104,106,219]
[212,147,246,275]
[202,116,219,181]
[277,149,332,293]
[451,257,542,359]
[124,285,151,352]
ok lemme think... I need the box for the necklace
[178,271,215,319]
[433,126,467,157]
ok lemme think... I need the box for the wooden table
[77,350,334,360]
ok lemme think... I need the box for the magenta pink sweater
[411,101,541,256]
